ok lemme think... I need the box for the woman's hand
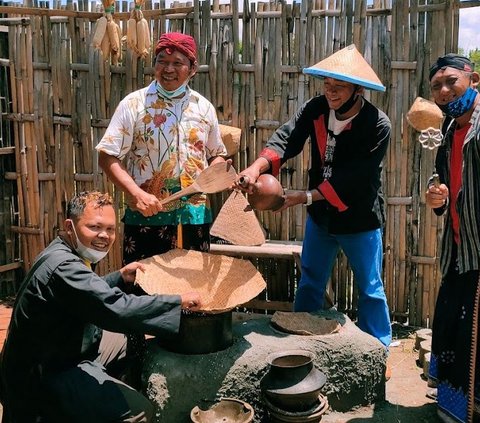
[119,262,146,284]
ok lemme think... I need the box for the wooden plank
[0,5,194,19]
[210,242,302,260]
[0,146,15,155]
[242,299,293,312]
[0,262,22,273]
[10,225,42,235]
[390,60,417,70]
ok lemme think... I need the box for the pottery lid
[271,311,341,336]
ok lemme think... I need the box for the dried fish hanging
[91,0,122,64]
[126,0,151,59]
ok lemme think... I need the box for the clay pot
[260,350,327,412]
[247,174,285,211]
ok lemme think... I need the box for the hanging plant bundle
[126,0,151,59]
[91,0,122,64]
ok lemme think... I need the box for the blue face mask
[156,81,189,99]
[438,87,478,118]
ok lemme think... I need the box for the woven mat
[271,311,341,336]
[136,249,266,313]
[210,190,266,246]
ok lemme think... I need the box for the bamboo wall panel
[0,0,475,325]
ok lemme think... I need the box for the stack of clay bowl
[260,350,329,422]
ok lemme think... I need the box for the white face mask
[69,221,109,264]
[156,81,189,99]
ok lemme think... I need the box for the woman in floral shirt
[97,32,228,263]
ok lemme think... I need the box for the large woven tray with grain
[135,249,267,313]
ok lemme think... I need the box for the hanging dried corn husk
[126,0,151,59]
[91,0,122,64]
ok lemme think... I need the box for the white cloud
[459,6,480,53]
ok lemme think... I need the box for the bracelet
[304,190,313,206]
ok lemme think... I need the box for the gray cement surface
[143,311,388,422]
[321,324,438,422]
[0,320,438,423]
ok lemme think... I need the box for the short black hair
[66,191,113,220]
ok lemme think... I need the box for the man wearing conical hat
[237,45,392,349]
[425,53,480,423]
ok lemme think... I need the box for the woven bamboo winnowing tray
[136,249,267,313]
[210,190,265,246]
[271,311,341,336]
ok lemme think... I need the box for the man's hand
[119,262,145,284]
[180,292,202,312]
[127,191,164,217]
[233,157,270,193]
[426,183,449,209]
[274,190,306,212]
[235,168,260,194]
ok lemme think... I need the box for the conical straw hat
[135,249,267,313]
[303,44,385,92]
[210,190,266,246]
[406,97,444,131]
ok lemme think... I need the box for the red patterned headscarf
[155,32,197,64]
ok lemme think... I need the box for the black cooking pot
[159,310,233,354]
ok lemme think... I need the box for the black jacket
[261,95,391,234]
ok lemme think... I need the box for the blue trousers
[294,216,392,347]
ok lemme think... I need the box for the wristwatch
[304,190,313,206]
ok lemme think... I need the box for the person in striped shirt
[426,53,480,423]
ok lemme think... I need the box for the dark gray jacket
[1,237,182,421]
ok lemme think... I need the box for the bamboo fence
[0,0,473,326]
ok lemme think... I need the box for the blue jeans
[294,216,392,347]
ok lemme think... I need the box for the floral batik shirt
[96,81,227,226]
